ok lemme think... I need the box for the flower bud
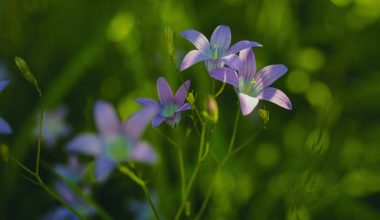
[164,26,177,65]
[0,144,10,162]
[258,108,269,125]
[203,96,218,123]
[187,92,195,105]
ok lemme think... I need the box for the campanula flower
[34,106,72,147]
[67,100,157,181]
[136,77,191,128]
[180,25,262,72]
[210,48,292,115]
[43,157,94,220]
[0,80,12,134]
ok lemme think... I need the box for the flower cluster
[3,24,293,220]
[180,25,291,115]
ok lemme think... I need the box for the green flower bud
[258,108,269,125]
[187,92,195,105]
[203,95,218,123]
[0,144,10,162]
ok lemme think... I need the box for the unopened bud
[187,92,195,105]
[203,96,218,123]
[164,26,177,65]
[258,108,269,125]
[0,144,10,162]
[15,56,42,96]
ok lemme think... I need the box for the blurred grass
[0,0,380,219]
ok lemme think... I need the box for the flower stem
[194,107,241,219]
[118,165,161,220]
[39,183,86,219]
[232,127,263,155]
[178,148,186,203]
[35,107,43,176]
[8,155,84,219]
[214,82,226,98]
[174,122,208,220]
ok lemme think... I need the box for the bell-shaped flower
[210,48,292,115]
[34,106,72,148]
[0,80,12,134]
[67,100,157,181]
[180,25,262,72]
[136,77,191,128]
[43,156,95,220]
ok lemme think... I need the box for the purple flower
[210,48,292,115]
[67,100,157,181]
[55,156,86,183]
[43,157,94,220]
[42,183,95,220]
[136,77,191,128]
[180,25,262,72]
[35,106,72,148]
[0,80,12,134]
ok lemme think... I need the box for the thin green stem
[197,123,207,161]
[154,129,180,149]
[214,82,226,98]
[232,127,263,155]
[39,183,85,219]
[44,161,112,220]
[194,166,221,220]
[9,155,36,177]
[194,107,241,219]
[174,122,208,220]
[9,155,86,219]
[118,166,161,220]
[223,107,240,164]
[193,106,205,126]
[35,107,43,176]
[178,149,186,203]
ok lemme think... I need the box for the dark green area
[1,0,380,219]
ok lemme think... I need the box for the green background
[1,0,380,219]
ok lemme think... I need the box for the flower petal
[135,98,159,107]
[257,87,292,110]
[0,80,9,93]
[238,93,259,116]
[180,29,210,54]
[180,50,210,71]
[176,103,191,112]
[55,182,76,204]
[220,54,241,70]
[175,80,191,105]
[210,25,231,54]
[94,100,120,136]
[157,77,174,104]
[122,107,158,139]
[0,117,12,134]
[255,64,288,88]
[239,48,256,80]
[95,157,115,182]
[130,141,157,164]
[228,40,262,55]
[209,67,239,87]
[152,116,165,128]
[67,133,102,156]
